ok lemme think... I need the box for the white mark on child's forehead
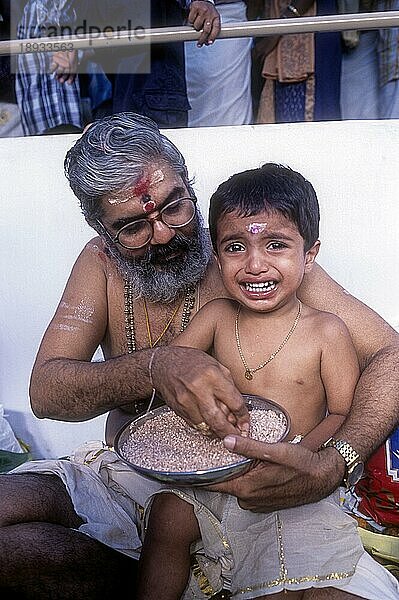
[246,222,268,235]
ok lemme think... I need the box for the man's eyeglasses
[97,197,197,250]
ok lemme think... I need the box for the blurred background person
[340,0,399,119]
[185,1,253,126]
[252,1,342,123]
[15,1,221,135]
[15,0,85,135]
[0,0,23,137]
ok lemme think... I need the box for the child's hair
[209,163,320,252]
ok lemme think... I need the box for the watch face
[347,462,364,487]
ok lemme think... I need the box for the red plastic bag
[355,427,399,528]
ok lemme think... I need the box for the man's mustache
[137,234,192,265]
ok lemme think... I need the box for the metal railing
[0,11,399,56]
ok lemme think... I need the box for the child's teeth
[245,281,276,292]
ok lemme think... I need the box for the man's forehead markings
[142,198,156,213]
[107,168,165,206]
[149,169,165,186]
[133,177,150,198]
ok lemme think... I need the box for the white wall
[1,120,398,459]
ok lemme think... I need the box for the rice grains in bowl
[115,394,290,485]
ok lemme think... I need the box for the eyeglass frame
[96,196,197,250]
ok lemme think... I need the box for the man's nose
[150,219,176,245]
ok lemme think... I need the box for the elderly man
[1,112,398,599]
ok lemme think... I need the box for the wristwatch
[323,438,364,489]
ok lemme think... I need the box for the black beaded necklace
[124,277,197,353]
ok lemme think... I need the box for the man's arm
[299,263,398,367]
[29,240,148,421]
[30,241,246,438]
[334,343,399,457]
[185,1,221,46]
[214,343,398,512]
[300,263,399,457]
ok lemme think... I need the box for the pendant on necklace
[245,370,253,381]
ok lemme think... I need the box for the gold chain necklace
[235,300,302,380]
[143,298,182,348]
[124,277,196,353]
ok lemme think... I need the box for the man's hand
[187,1,221,47]
[50,50,78,84]
[209,436,345,511]
[153,347,249,439]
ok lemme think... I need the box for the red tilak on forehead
[107,169,165,206]
[133,177,150,197]
[142,196,156,213]
[137,169,165,213]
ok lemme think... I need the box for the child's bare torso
[209,299,332,440]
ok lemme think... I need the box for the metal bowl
[114,394,290,486]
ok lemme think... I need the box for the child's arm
[301,314,360,452]
[169,299,250,435]
[301,414,346,451]
[171,299,226,351]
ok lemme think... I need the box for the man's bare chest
[103,262,227,357]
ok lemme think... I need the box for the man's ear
[304,240,320,272]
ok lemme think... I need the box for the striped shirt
[16,1,82,135]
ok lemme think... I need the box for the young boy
[136,164,371,599]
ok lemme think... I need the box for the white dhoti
[13,442,399,599]
[185,2,253,127]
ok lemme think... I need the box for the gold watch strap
[323,438,360,467]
